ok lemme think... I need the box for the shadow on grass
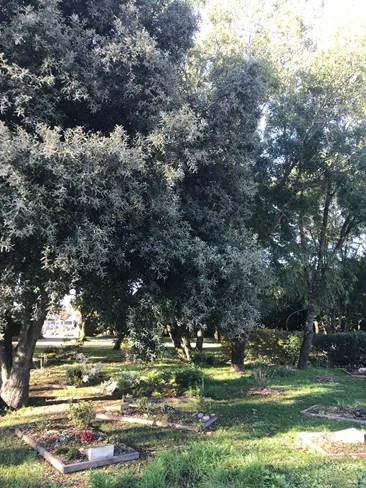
[28,393,113,406]
[0,446,36,466]
[100,422,199,454]
[202,368,366,438]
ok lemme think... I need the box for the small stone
[197,413,204,418]
[202,415,210,421]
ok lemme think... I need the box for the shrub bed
[114,367,203,398]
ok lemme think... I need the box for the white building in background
[41,318,80,339]
[41,290,82,339]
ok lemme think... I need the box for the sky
[302,0,366,46]
[197,0,366,49]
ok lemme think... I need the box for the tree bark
[297,295,317,369]
[230,338,246,372]
[167,324,182,351]
[181,336,191,361]
[0,316,45,409]
[214,327,221,343]
[113,331,125,350]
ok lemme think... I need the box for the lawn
[1,341,366,488]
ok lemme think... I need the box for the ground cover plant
[1,339,366,488]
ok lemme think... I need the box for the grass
[1,341,366,488]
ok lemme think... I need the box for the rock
[354,408,366,418]
[202,415,210,421]
[105,381,119,393]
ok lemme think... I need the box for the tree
[178,57,266,370]
[256,43,366,368]
[0,0,197,408]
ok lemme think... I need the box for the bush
[114,367,203,398]
[65,354,102,387]
[173,368,203,395]
[251,365,273,387]
[246,329,302,366]
[312,332,366,367]
[68,401,95,428]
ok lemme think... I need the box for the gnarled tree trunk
[0,316,45,409]
[214,327,221,343]
[167,325,191,361]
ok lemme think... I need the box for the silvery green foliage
[0,0,197,134]
[161,59,267,339]
[0,0,198,345]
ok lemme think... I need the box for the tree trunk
[214,327,221,343]
[195,329,204,353]
[113,331,125,350]
[78,320,86,343]
[167,324,182,351]
[230,338,246,372]
[0,316,45,409]
[297,295,317,369]
[181,336,191,361]
[0,364,32,409]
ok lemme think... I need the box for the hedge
[312,332,366,367]
[246,329,366,367]
[246,329,302,366]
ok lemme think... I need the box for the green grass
[1,343,366,488]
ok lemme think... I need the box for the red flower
[79,430,97,443]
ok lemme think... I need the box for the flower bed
[302,404,366,423]
[15,420,139,473]
[97,400,217,432]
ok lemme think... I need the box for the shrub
[65,355,102,386]
[68,401,95,428]
[251,365,273,387]
[246,329,302,366]
[116,371,140,397]
[66,365,84,387]
[54,446,80,460]
[312,332,366,367]
[114,367,203,398]
[172,368,203,395]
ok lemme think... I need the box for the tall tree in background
[257,44,366,368]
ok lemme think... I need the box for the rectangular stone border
[342,369,366,379]
[15,428,139,473]
[298,433,366,459]
[302,405,366,425]
[96,412,218,432]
